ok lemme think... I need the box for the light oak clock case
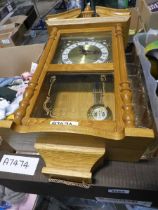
[12,20,155,182]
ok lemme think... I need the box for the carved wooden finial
[49,27,58,39]
[85,3,91,11]
[80,3,94,18]
[116,24,123,37]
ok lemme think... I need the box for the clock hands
[79,45,100,55]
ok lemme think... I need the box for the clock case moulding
[11,6,156,183]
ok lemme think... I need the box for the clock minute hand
[79,47,99,55]
[85,50,100,55]
[79,46,87,55]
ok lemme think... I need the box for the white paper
[30,62,38,74]
[108,188,130,194]
[0,155,39,175]
[50,121,79,126]
[2,39,10,44]
[7,5,13,12]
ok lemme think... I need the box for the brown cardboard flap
[4,15,27,25]
[0,44,45,77]
[0,23,15,34]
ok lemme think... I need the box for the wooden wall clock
[13,6,155,183]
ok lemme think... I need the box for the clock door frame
[14,24,135,140]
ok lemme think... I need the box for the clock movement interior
[31,73,115,121]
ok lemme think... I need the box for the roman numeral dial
[62,41,109,64]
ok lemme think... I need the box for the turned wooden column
[115,24,135,127]
[14,28,58,125]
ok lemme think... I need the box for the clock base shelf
[35,135,106,183]
[42,167,92,183]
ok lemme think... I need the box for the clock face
[52,32,112,64]
[62,41,109,64]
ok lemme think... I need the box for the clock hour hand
[79,46,99,55]
[79,46,87,55]
[86,50,100,55]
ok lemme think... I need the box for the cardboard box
[0,44,45,118]
[0,31,14,48]
[0,15,27,47]
[0,1,16,22]
[0,23,15,48]
[0,43,44,77]
[0,44,45,152]
[0,23,15,34]
[3,15,27,26]
[129,7,143,33]
[11,5,37,29]
[136,0,158,30]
